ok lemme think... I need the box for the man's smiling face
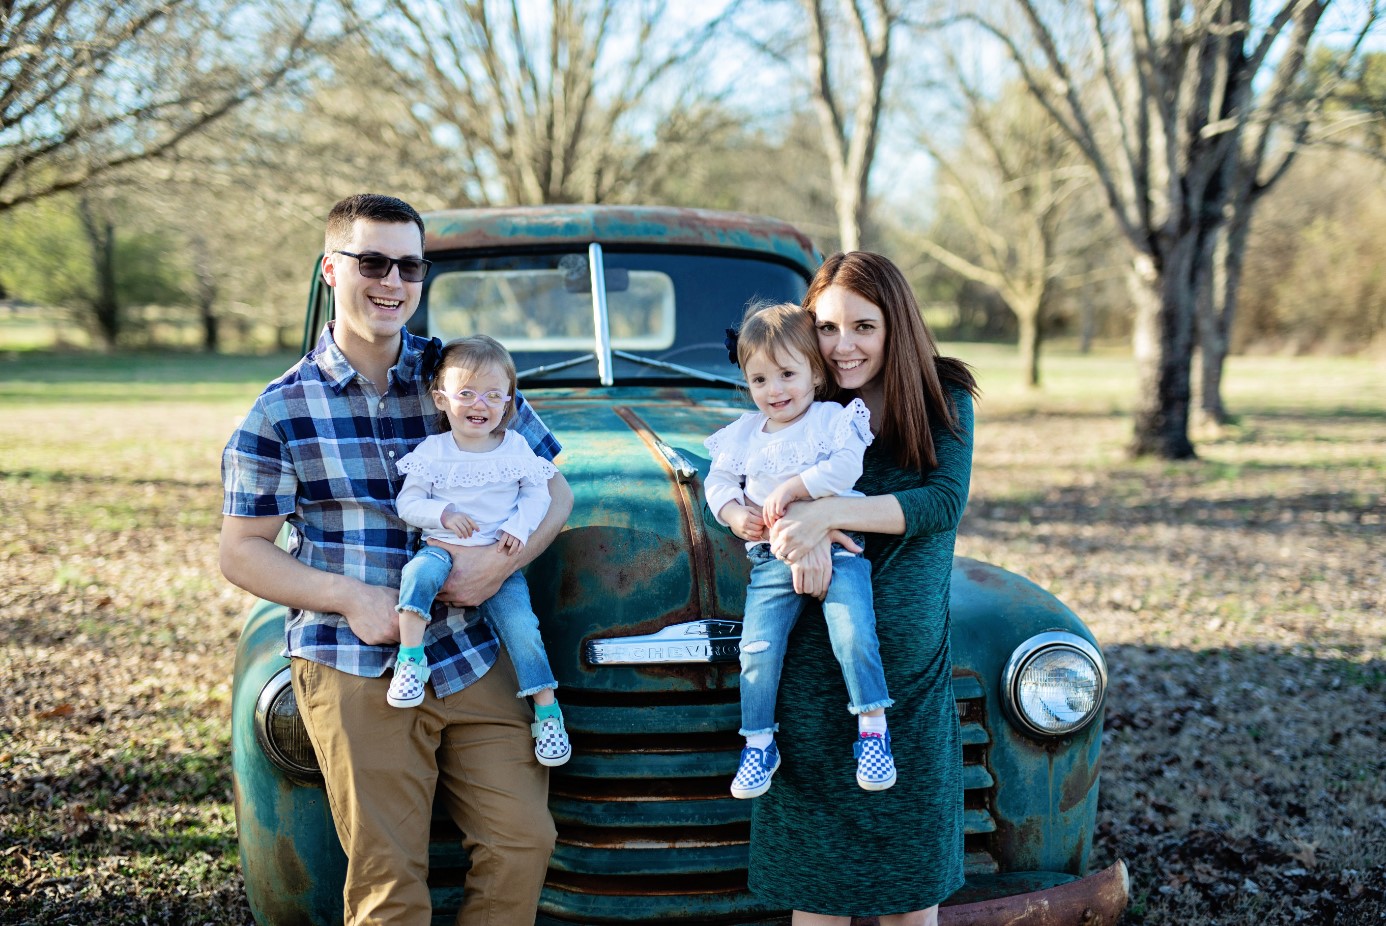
[321,219,424,352]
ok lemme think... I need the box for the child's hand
[721,502,766,542]
[441,506,478,538]
[497,530,524,556]
[760,476,809,526]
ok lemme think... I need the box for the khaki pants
[293,651,556,926]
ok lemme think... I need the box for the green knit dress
[747,387,973,916]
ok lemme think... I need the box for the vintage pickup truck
[230,205,1129,924]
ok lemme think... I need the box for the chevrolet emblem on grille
[585,619,743,665]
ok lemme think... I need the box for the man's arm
[220,514,401,645]
[434,470,574,607]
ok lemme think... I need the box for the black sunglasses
[333,250,432,283]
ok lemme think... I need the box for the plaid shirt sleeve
[222,396,297,518]
[511,391,562,461]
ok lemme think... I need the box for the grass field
[0,346,1382,925]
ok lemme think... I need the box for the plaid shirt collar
[312,322,439,396]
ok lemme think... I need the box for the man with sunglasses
[221,193,571,925]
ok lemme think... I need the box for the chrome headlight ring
[1001,631,1108,738]
[253,666,322,780]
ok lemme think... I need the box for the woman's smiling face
[813,285,886,393]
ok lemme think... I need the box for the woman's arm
[769,391,974,558]
[889,390,973,537]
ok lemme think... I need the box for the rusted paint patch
[934,860,1130,925]
[424,205,819,275]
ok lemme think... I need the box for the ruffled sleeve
[703,413,760,525]
[799,400,872,499]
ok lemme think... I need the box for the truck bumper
[936,860,1130,926]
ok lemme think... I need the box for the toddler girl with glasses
[705,302,895,799]
[391,334,570,767]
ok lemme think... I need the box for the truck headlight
[253,667,321,779]
[1002,632,1107,738]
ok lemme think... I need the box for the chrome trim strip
[586,619,743,665]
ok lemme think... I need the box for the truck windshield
[417,250,809,384]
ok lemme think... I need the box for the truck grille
[428,675,999,923]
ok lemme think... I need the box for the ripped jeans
[737,536,892,737]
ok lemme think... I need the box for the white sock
[858,714,888,735]
[746,732,773,750]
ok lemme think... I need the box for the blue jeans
[738,540,892,737]
[398,545,558,698]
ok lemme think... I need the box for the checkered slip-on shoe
[730,741,781,799]
[386,657,430,709]
[854,731,897,791]
[531,714,572,767]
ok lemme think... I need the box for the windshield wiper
[610,350,742,387]
[516,353,595,382]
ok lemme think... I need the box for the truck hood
[524,386,752,696]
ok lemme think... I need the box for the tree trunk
[1198,210,1250,426]
[77,196,120,349]
[1017,301,1042,388]
[836,180,862,252]
[1127,247,1197,459]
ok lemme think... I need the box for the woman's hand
[768,499,832,562]
[789,541,833,599]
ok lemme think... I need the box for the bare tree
[913,76,1102,387]
[0,1,324,213]
[967,0,1369,457]
[347,0,731,206]
[801,0,903,251]
[1197,6,1383,424]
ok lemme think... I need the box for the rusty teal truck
[230,205,1129,925]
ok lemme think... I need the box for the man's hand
[433,540,514,607]
[720,502,766,542]
[441,506,478,538]
[497,530,524,556]
[340,583,403,645]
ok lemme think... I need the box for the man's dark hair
[324,194,425,252]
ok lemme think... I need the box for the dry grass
[0,346,1382,925]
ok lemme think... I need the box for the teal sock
[399,644,425,665]
[534,701,562,722]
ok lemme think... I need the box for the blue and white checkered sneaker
[730,741,782,799]
[386,656,430,709]
[532,714,572,767]
[854,731,897,791]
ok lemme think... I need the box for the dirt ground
[0,353,1382,925]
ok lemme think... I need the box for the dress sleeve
[891,389,973,538]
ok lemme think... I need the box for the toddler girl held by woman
[704,302,895,799]
[391,334,571,767]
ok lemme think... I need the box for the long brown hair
[804,251,978,473]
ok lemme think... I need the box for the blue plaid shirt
[222,324,562,697]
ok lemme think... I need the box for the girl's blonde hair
[735,301,828,399]
[427,334,518,434]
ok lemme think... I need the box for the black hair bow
[723,326,740,366]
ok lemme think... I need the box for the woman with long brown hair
[750,251,979,925]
